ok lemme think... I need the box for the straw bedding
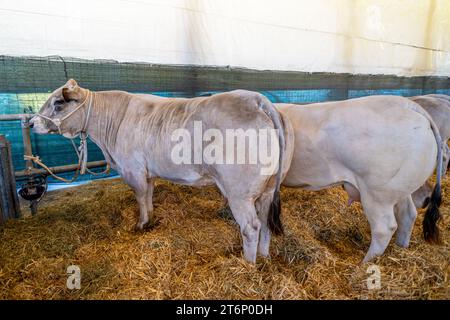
[0,177,448,299]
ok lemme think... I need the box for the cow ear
[62,79,81,101]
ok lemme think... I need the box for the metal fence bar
[0,114,33,121]
[15,160,107,178]
[21,119,33,171]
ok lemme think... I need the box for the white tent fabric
[0,0,449,76]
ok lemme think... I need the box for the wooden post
[0,135,21,224]
[21,119,34,173]
[21,119,38,215]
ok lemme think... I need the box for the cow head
[412,180,433,209]
[29,79,90,138]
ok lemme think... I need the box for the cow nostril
[422,197,431,209]
[28,121,34,128]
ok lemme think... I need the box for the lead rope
[24,155,82,183]
[25,90,110,182]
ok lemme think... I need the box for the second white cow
[409,95,450,209]
[277,96,443,262]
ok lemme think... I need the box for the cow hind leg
[255,192,273,257]
[394,195,417,248]
[361,194,397,263]
[227,198,261,263]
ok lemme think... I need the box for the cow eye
[54,100,65,112]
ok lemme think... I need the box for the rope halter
[36,89,92,135]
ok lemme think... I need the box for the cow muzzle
[29,116,51,134]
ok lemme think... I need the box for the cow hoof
[361,254,373,264]
[259,253,271,259]
[242,256,257,265]
[395,238,409,248]
[134,219,159,232]
[134,223,145,232]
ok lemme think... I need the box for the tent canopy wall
[0,0,449,76]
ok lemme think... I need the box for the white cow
[409,95,450,208]
[277,96,443,262]
[30,79,295,263]
[423,93,450,102]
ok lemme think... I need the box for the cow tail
[258,96,285,235]
[424,119,443,244]
[412,103,443,243]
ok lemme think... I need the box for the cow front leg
[134,189,150,231]
[227,198,261,263]
[394,195,417,248]
[145,178,158,228]
[121,171,150,231]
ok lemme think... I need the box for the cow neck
[83,90,130,164]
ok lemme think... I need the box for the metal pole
[21,119,39,214]
[21,119,34,172]
[0,114,33,121]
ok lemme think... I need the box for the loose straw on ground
[0,177,448,299]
